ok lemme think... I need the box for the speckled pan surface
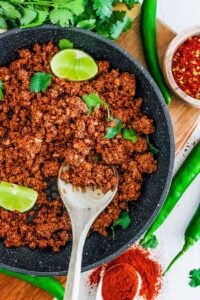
[0,25,174,276]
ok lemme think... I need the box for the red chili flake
[172,35,200,99]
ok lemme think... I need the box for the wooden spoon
[58,164,118,300]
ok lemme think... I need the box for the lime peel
[0,182,38,213]
[50,49,98,81]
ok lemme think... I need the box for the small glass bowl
[163,26,200,108]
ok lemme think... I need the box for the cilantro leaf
[93,0,113,20]
[20,10,48,29]
[1,0,136,40]
[121,0,139,9]
[62,0,84,16]
[74,3,96,24]
[49,8,73,27]
[146,135,160,154]
[140,235,158,249]
[0,80,4,100]
[82,93,107,115]
[0,1,21,19]
[30,72,52,93]
[111,211,131,238]
[110,13,132,39]
[122,128,137,143]
[20,8,37,26]
[104,118,122,139]
[96,11,133,40]
[95,20,112,39]
[77,19,96,30]
[189,269,200,287]
[0,16,7,29]
[58,38,73,50]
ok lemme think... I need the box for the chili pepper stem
[163,242,191,275]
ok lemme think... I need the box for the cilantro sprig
[140,234,158,249]
[82,93,139,143]
[82,93,110,119]
[30,72,52,93]
[58,38,74,50]
[104,118,122,139]
[122,128,137,143]
[146,135,159,154]
[0,80,4,100]
[189,269,200,287]
[111,210,131,238]
[0,0,139,40]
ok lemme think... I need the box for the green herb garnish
[0,0,139,40]
[189,269,200,287]
[104,118,122,139]
[111,210,131,238]
[0,80,4,100]
[146,135,159,154]
[93,0,113,20]
[121,0,139,9]
[110,12,132,39]
[20,10,49,29]
[76,19,96,30]
[122,128,137,143]
[0,1,21,20]
[82,93,109,116]
[20,8,37,26]
[140,234,158,249]
[30,72,52,93]
[49,8,74,27]
[58,38,74,50]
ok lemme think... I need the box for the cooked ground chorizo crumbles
[0,42,157,252]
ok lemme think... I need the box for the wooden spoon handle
[64,231,86,300]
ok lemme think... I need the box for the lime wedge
[50,49,98,81]
[0,182,38,213]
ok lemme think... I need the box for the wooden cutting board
[0,4,200,300]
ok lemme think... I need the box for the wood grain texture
[0,4,199,300]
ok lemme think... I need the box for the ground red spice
[89,246,162,300]
[102,263,138,300]
[172,35,200,99]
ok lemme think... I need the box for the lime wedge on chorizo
[50,49,98,81]
[0,182,38,212]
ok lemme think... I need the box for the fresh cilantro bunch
[0,0,139,40]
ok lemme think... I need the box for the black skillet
[0,25,174,275]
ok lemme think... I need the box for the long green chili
[141,0,172,104]
[0,268,64,300]
[164,204,200,274]
[140,142,200,247]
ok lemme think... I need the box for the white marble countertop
[79,1,200,300]
[154,1,200,299]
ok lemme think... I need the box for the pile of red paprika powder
[89,246,162,300]
[172,35,200,99]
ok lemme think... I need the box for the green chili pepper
[164,204,200,274]
[140,142,200,247]
[141,0,172,104]
[0,268,64,300]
